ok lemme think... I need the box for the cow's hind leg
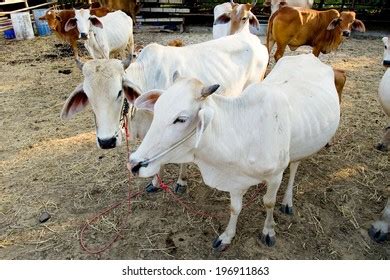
[212,190,245,252]
[368,198,390,242]
[274,42,287,62]
[258,173,283,247]
[174,164,187,194]
[280,161,300,215]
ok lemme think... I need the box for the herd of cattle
[36,0,390,251]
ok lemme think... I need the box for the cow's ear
[123,79,142,104]
[134,90,163,112]
[327,18,341,30]
[64,18,77,32]
[214,13,231,25]
[195,107,214,148]
[61,84,88,120]
[89,16,103,28]
[39,15,47,20]
[249,13,260,28]
[352,19,365,32]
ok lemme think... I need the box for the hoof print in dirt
[368,225,388,243]
[212,237,229,252]
[174,183,187,194]
[38,211,51,223]
[58,69,72,75]
[145,182,160,193]
[258,233,276,247]
[280,204,293,215]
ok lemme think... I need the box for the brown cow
[39,7,110,58]
[99,0,140,23]
[334,68,346,103]
[267,7,366,61]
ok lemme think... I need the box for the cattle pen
[0,1,390,260]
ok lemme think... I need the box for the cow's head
[61,57,141,149]
[382,37,390,67]
[263,0,287,15]
[129,75,219,177]
[327,11,365,38]
[214,0,259,35]
[65,8,103,40]
[40,10,62,31]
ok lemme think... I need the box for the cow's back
[97,10,133,51]
[264,54,340,160]
[133,32,268,96]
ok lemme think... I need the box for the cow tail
[266,13,275,54]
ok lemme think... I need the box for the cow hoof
[368,225,388,243]
[375,143,388,152]
[145,182,160,193]
[212,237,229,252]
[280,204,293,215]
[258,233,276,247]
[174,183,187,194]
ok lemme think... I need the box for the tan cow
[267,7,366,61]
[99,0,140,23]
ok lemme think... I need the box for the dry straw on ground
[0,29,389,259]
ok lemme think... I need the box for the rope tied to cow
[79,107,266,255]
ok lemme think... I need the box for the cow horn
[75,58,84,70]
[122,53,133,69]
[251,0,258,7]
[201,84,220,98]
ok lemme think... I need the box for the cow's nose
[80,33,88,40]
[342,31,350,37]
[383,60,390,67]
[97,137,117,149]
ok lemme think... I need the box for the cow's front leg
[368,198,390,242]
[174,164,187,194]
[145,170,162,193]
[212,190,244,252]
[259,173,283,247]
[280,161,300,215]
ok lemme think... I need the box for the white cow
[264,0,314,15]
[61,31,269,193]
[376,37,390,152]
[65,9,134,59]
[129,54,340,250]
[368,37,390,243]
[213,0,261,39]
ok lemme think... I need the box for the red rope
[79,116,143,255]
[79,114,265,255]
[156,175,265,220]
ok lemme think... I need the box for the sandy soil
[0,28,389,260]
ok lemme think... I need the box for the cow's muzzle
[383,60,390,67]
[98,137,117,149]
[79,32,89,40]
[342,31,350,37]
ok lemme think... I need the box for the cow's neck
[126,61,148,92]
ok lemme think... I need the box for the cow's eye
[242,17,247,21]
[173,116,188,124]
[385,45,388,49]
[117,90,122,99]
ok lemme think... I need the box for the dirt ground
[0,27,389,260]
